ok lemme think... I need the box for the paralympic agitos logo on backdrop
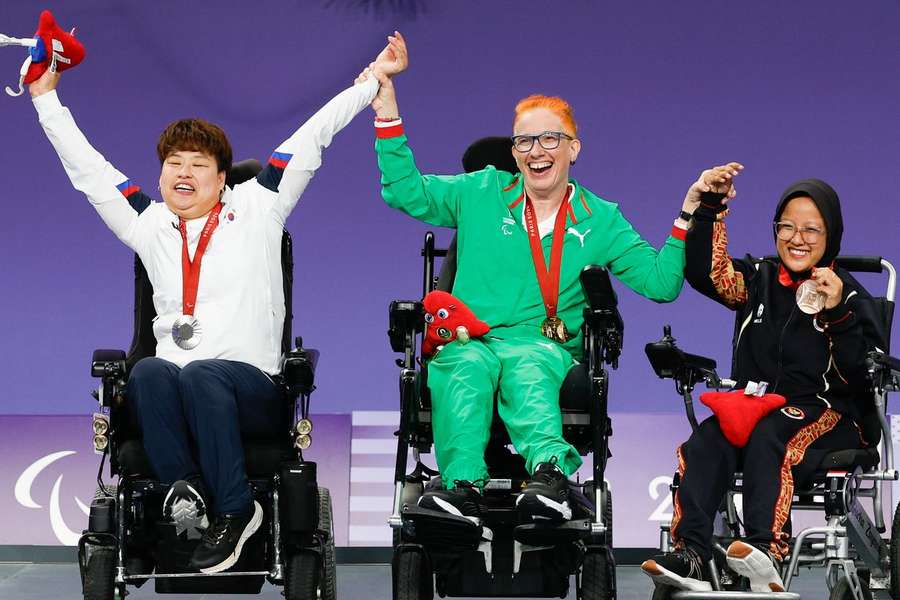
[14,450,91,545]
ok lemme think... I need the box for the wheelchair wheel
[584,481,613,547]
[579,549,614,600]
[394,549,433,600]
[318,487,337,600]
[891,502,900,599]
[603,488,613,548]
[284,550,319,600]
[82,545,115,600]
[829,575,872,600]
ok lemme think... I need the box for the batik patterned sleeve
[686,193,753,309]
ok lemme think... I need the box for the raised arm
[602,207,688,303]
[683,164,755,309]
[360,31,472,226]
[259,75,381,225]
[29,69,151,250]
[599,164,739,303]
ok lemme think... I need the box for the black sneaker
[726,541,785,592]
[418,480,485,521]
[516,460,571,521]
[189,500,263,573]
[641,546,712,592]
[163,479,209,533]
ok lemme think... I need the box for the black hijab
[773,178,843,268]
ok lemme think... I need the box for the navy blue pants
[127,357,283,515]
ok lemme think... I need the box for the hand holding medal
[796,267,842,314]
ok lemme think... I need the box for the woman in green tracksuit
[361,32,723,522]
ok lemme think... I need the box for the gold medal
[796,279,826,315]
[541,316,570,343]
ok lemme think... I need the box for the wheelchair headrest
[462,136,519,174]
[226,158,263,188]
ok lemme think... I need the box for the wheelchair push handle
[834,255,884,273]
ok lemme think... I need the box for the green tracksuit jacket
[376,122,686,485]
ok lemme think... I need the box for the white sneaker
[726,541,785,592]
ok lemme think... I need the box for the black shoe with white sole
[516,461,572,521]
[641,546,712,592]
[163,479,209,533]
[189,500,263,573]
[417,480,486,520]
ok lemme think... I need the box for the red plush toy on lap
[700,389,787,447]
[1,10,85,97]
[422,291,490,356]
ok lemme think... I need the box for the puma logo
[567,227,591,247]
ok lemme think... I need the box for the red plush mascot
[700,389,786,447]
[422,291,490,357]
[1,10,85,97]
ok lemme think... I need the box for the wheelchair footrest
[513,519,592,546]
[152,521,266,594]
[401,506,486,551]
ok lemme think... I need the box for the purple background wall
[1,1,898,417]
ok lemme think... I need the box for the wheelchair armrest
[281,345,318,396]
[867,350,900,390]
[91,349,126,378]
[388,300,424,353]
[644,326,718,384]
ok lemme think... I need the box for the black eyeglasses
[510,131,573,153]
[774,221,825,243]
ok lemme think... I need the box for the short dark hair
[156,118,233,174]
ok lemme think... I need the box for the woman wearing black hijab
[641,172,887,593]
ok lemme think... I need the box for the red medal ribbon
[179,202,223,316]
[523,187,572,318]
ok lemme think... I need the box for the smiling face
[776,196,827,273]
[512,107,581,201]
[158,150,225,220]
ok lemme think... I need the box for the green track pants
[426,333,582,488]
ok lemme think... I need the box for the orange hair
[514,95,577,137]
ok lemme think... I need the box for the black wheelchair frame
[386,230,624,600]
[77,160,336,600]
[645,256,900,600]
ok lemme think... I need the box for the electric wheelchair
[386,137,622,599]
[78,160,336,600]
[644,255,900,600]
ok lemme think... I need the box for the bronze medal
[796,279,826,315]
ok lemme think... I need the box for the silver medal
[172,315,202,350]
[795,280,826,315]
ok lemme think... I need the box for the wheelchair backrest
[433,137,519,293]
[124,159,294,370]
